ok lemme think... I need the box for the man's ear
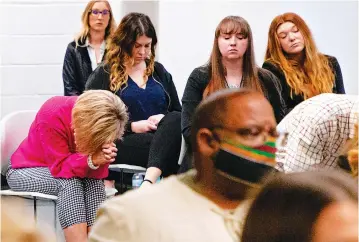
[196,128,220,156]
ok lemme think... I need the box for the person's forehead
[135,35,152,44]
[313,202,358,241]
[223,96,275,127]
[277,21,296,33]
[92,2,108,9]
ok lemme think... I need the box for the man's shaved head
[191,88,274,151]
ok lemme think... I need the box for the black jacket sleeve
[328,56,345,94]
[62,43,81,96]
[85,64,110,91]
[181,67,208,146]
[166,71,182,112]
[258,68,287,124]
[262,61,289,102]
[154,62,182,112]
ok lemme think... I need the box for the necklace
[226,75,243,89]
[227,83,241,89]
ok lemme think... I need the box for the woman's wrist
[141,179,153,185]
[87,155,99,170]
[130,121,136,132]
[144,167,162,183]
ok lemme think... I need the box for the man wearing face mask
[89,89,280,242]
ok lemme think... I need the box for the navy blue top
[117,76,167,122]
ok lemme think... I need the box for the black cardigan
[62,40,105,96]
[181,65,286,147]
[85,61,182,132]
[262,55,345,114]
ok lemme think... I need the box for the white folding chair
[178,135,188,165]
[0,110,60,233]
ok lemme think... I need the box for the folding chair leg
[53,200,57,231]
[120,169,124,194]
[33,197,37,223]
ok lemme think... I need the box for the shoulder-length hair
[203,16,263,98]
[75,0,116,47]
[347,122,358,177]
[72,90,128,155]
[105,12,158,92]
[340,120,359,177]
[241,170,358,242]
[265,12,335,99]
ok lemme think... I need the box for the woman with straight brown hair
[63,0,116,96]
[263,12,345,114]
[180,15,286,172]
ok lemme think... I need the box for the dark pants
[107,111,181,180]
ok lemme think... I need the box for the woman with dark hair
[180,15,286,172]
[62,0,116,96]
[241,170,358,242]
[86,12,182,188]
[263,12,345,114]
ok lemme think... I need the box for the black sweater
[181,66,286,147]
[262,55,345,114]
[85,62,182,132]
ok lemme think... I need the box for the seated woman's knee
[159,111,181,126]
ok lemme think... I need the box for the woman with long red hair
[180,15,286,173]
[263,12,345,114]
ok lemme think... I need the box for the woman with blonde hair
[338,121,358,177]
[180,15,285,172]
[347,124,358,177]
[263,12,345,114]
[5,90,128,242]
[86,13,182,187]
[63,0,116,96]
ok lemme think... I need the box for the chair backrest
[178,135,188,165]
[0,110,37,172]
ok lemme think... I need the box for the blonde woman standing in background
[62,0,116,96]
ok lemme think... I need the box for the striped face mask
[213,136,280,187]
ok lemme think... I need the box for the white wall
[0,0,122,119]
[1,1,357,118]
[157,1,358,99]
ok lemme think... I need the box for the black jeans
[107,111,181,180]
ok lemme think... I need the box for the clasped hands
[91,143,118,167]
[90,114,165,166]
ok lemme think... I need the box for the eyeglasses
[89,9,110,16]
[209,125,288,147]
